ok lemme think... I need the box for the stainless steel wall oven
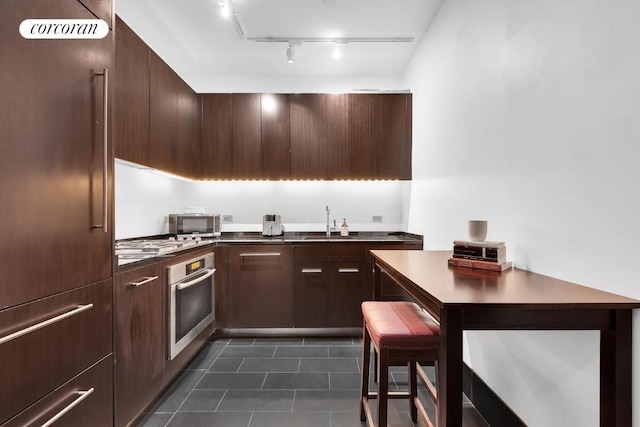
[168,252,215,360]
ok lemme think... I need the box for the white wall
[403,0,640,425]
[115,160,409,240]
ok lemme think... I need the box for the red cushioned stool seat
[360,301,440,427]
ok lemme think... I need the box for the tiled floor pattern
[137,337,490,427]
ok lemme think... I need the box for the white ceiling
[116,0,442,90]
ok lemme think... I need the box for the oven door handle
[176,268,216,290]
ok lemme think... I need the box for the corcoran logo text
[20,19,109,39]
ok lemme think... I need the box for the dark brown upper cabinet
[348,94,379,179]
[377,94,412,180]
[231,93,262,179]
[261,94,291,180]
[348,93,412,180]
[201,94,233,179]
[115,16,150,165]
[290,94,349,180]
[149,51,198,178]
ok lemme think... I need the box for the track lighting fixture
[286,43,295,63]
[219,0,231,18]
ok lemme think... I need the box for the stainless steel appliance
[168,252,215,360]
[115,238,207,265]
[169,214,221,238]
[262,214,284,236]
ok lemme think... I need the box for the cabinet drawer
[0,279,112,424]
[2,355,113,427]
[294,244,366,262]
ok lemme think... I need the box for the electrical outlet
[372,215,383,223]
[222,215,233,223]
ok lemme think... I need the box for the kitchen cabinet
[201,94,233,178]
[115,16,150,165]
[348,94,378,178]
[227,246,294,328]
[290,93,349,179]
[0,0,113,311]
[348,94,413,180]
[377,94,412,180]
[0,1,114,423]
[261,93,291,179]
[201,93,291,180]
[232,93,262,179]
[115,263,163,427]
[149,50,198,178]
[2,355,113,427]
[0,279,113,425]
[293,245,367,328]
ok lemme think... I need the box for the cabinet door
[290,94,349,179]
[149,51,179,174]
[201,94,233,179]
[176,78,198,178]
[115,16,150,165]
[377,94,412,180]
[349,94,379,179]
[0,0,113,309]
[329,263,367,327]
[293,264,329,328]
[227,246,293,328]
[262,94,291,179]
[115,263,163,427]
[232,94,262,179]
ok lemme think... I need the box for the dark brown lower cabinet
[293,265,329,328]
[2,355,113,427]
[0,279,113,425]
[293,244,367,328]
[293,262,367,328]
[328,262,367,327]
[227,246,294,328]
[115,263,164,427]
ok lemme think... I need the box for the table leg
[600,309,632,427]
[373,263,382,301]
[438,307,464,427]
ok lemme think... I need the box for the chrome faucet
[326,205,331,236]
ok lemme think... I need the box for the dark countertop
[211,231,423,243]
[116,231,423,271]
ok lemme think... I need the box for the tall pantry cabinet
[0,1,114,425]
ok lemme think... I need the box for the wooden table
[370,250,640,426]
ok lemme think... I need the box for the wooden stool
[360,301,440,427]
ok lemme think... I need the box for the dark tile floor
[137,337,490,427]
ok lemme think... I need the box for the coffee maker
[262,214,284,236]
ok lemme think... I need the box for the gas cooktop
[116,237,211,265]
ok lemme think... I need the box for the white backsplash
[115,160,410,240]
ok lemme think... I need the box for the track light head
[286,44,295,63]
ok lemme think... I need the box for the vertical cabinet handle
[92,68,109,233]
[40,388,95,427]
